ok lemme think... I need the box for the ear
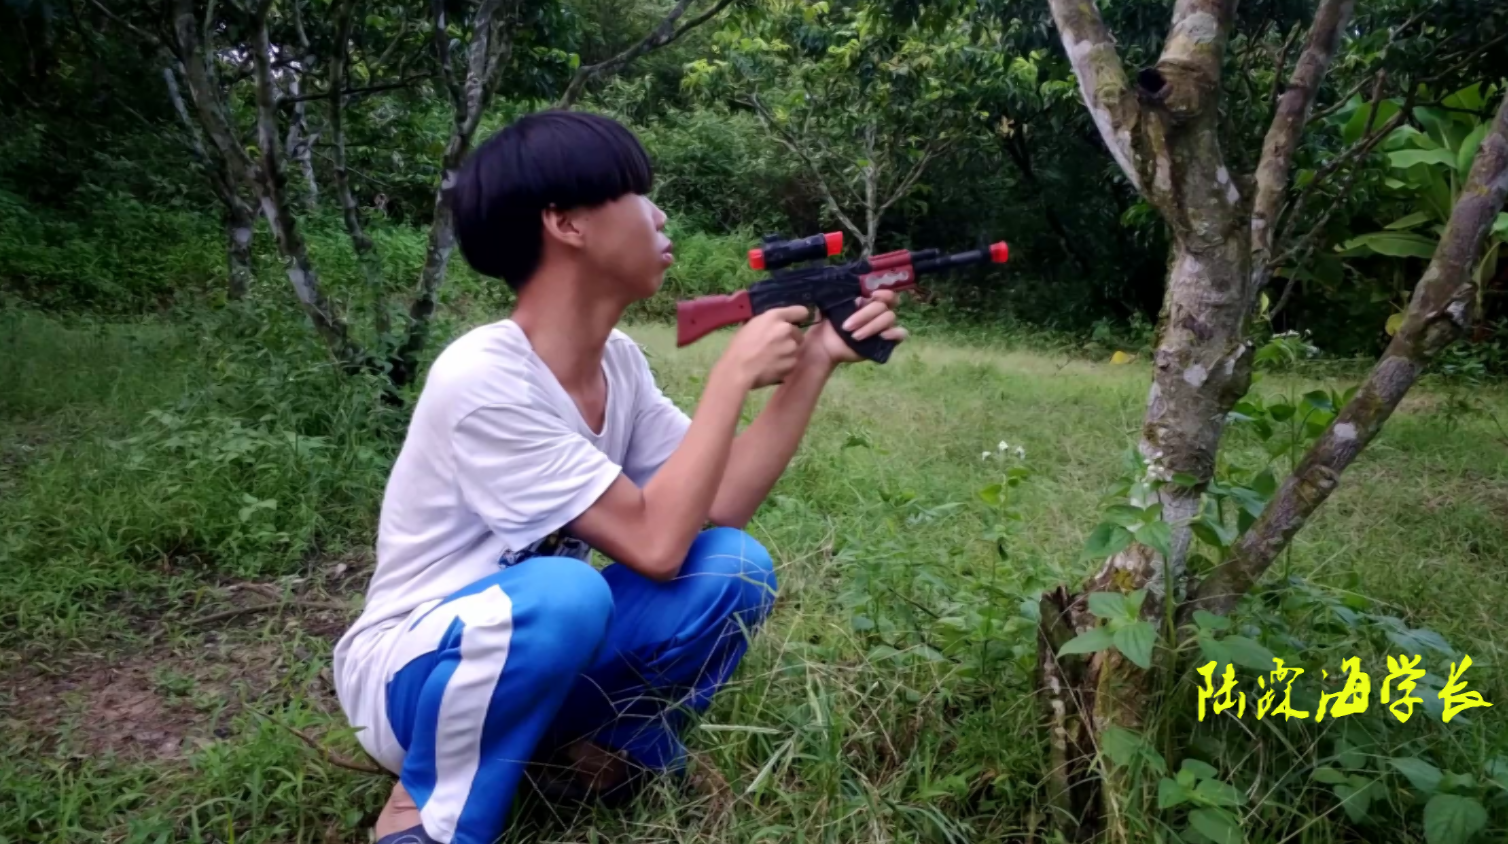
[540,205,588,251]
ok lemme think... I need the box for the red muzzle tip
[990,241,1010,263]
[748,248,765,270]
[825,232,843,256]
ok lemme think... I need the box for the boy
[331,110,907,844]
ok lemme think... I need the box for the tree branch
[431,0,465,115]
[1045,0,1143,192]
[457,0,506,139]
[171,0,256,189]
[329,0,388,338]
[745,93,865,247]
[87,0,165,49]
[556,0,735,109]
[277,75,431,105]
[1267,88,1412,280]
[1187,90,1508,618]
[1248,0,1356,300]
[250,0,362,369]
[877,136,952,218]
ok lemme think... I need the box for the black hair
[448,109,655,290]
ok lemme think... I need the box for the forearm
[640,361,754,559]
[568,358,752,581]
[709,346,836,527]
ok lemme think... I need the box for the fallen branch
[185,599,352,628]
[247,706,390,776]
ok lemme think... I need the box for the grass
[2,308,1507,844]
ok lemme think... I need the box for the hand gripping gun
[674,231,1010,364]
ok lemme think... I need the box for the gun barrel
[913,241,1009,275]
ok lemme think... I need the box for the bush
[0,190,223,313]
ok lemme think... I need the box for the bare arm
[567,306,808,580]
[709,291,906,528]
[707,343,835,528]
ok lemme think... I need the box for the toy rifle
[674,231,1009,364]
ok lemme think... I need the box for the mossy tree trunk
[1035,0,1508,838]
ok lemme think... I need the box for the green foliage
[1333,84,1508,336]
[0,191,224,313]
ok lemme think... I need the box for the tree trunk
[284,74,320,212]
[329,0,388,339]
[249,1,362,371]
[225,198,256,301]
[1036,0,1358,837]
[389,0,514,388]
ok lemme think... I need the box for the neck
[509,261,627,390]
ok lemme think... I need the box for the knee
[522,557,615,652]
[684,527,778,621]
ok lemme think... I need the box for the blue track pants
[377,527,777,844]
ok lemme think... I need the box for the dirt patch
[0,581,354,764]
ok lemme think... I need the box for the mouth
[659,240,675,265]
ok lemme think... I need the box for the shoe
[375,824,439,844]
[524,740,651,808]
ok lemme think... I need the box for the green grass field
[3,309,1506,843]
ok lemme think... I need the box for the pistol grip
[819,294,897,364]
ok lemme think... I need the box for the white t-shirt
[332,318,690,677]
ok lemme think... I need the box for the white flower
[981,451,991,460]
[998,440,1009,452]
[1015,446,1026,459]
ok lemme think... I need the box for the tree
[1031,0,1508,837]
[683,1,994,256]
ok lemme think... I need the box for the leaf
[1302,391,1335,414]
[1058,626,1114,657]
[1268,403,1295,422]
[1110,350,1136,364]
[1334,782,1372,823]
[1442,83,1484,113]
[1456,121,1491,177]
[1194,610,1231,632]
[1195,778,1247,808]
[1494,213,1508,236]
[1423,794,1487,844]
[1384,211,1435,230]
[1386,312,1406,336]
[1159,777,1190,809]
[1182,759,1219,781]
[1313,767,1349,785]
[1172,472,1201,487]
[1217,635,1277,672]
[1126,588,1148,616]
[1135,520,1173,558]
[1342,98,1401,145]
[1103,505,1146,528]
[1389,757,1444,794]
[1337,231,1439,259]
[1100,726,1144,767]
[978,484,1003,506]
[1085,523,1133,558]
[1088,591,1129,620]
[1389,148,1459,170]
[1251,469,1277,497]
[1114,620,1156,670]
[1189,807,1244,844]
[1193,517,1235,550]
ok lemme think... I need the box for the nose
[650,199,667,230]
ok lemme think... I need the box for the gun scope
[748,232,843,271]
